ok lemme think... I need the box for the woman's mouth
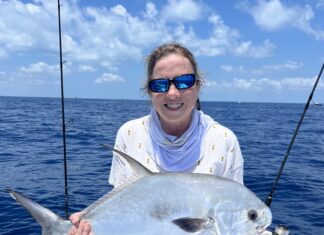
[164,103,183,110]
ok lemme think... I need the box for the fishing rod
[265,63,324,207]
[57,0,69,219]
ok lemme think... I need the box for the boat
[311,100,321,106]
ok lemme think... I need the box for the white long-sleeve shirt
[109,112,244,187]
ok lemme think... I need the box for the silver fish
[7,149,272,235]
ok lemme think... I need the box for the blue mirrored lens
[148,79,169,93]
[174,74,196,89]
[148,74,196,93]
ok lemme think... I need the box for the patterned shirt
[109,112,244,187]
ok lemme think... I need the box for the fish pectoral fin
[172,217,214,233]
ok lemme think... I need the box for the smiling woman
[147,54,200,137]
[68,42,246,234]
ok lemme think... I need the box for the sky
[0,0,324,103]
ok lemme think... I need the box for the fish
[7,148,272,235]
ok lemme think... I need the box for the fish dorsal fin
[172,217,215,233]
[102,144,153,189]
[113,147,153,180]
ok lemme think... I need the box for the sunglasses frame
[148,74,196,93]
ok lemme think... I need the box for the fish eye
[248,209,258,221]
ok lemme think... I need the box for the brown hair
[143,42,203,93]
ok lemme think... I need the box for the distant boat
[311,100,321,106]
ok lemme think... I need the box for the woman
[69,43,244,235]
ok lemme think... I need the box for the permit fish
[7,148,272,235]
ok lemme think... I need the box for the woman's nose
[166,83,180,98]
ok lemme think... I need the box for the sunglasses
[148,74,196,93]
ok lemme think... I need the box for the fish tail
[6,189,71,234]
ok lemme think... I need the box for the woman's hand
[68,212,93,235]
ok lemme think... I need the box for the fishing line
[265,63,324,207]
[57,0,69,219]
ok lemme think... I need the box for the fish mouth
[256,223,271,234]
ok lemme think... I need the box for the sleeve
[108,124,128,187]
[224,133,244,185]
[230,136,244,185]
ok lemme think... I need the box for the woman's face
[149,53,200,132]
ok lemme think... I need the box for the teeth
[166,103,182,109]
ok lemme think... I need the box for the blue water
[0,96,323,235]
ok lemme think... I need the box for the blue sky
[0,0,324,103]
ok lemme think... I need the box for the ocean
[0,96,323,234]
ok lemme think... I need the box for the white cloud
[18,61,74,84]
[220,65,234,72]
[0,0,275,67]
[219,61,303,76]
[262,61,303,71]
[240,0,324,40]
[0,0,58,53]
[0,48,8,59]
[317,0,324,8]
[233,39,275,58]
[0,61,72,91]
[233,78,282,90]
[251,61,303,75]
[0,71,8,84]
[280,77,319,90]
[143,2,158,19]
[220,65,245,73]
[0,0,277,94]
[204,79,231,89]
[0,70,49,87]
[78,65,96,72]
[110,5,128,17]
[183,14,274,58]
[248,0,297,30]
[94,73,125,84]
[204,76,322,91]
[199,14,240,56]
[161,0,204,21]
[20,62,59,75]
